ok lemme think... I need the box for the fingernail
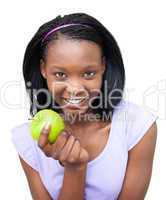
[44,122,50,131]
[62,131,67,136]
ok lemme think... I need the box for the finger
[38,122,51,149]
[67,139,81,163]
[58,135,76,162]
[42,143,52,157]
[79,148,89,163]
[51,131,69,159]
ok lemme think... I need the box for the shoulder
[11,121,30,138]
[114,99,156,117]
[113,99,158,151]
[10,121,39,172]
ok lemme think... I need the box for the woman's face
[40,36,105,116]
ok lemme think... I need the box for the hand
[37,122,89,170]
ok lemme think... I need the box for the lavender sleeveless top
[11,100,158,200]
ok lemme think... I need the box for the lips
[63,97,86,104]
[62,96,89,109]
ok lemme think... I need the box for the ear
[101,56,106,74]
[40,59,46,79]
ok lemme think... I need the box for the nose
[66,83,88,98]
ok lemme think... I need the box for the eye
[53,72,67,79]
[84,71,96,79]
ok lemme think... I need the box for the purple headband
[42,23,91,43]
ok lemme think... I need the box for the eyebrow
[51,64,99,71]
[51,66,67,71]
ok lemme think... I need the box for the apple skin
[30,109,65,143]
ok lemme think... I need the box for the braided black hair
[23,13,125,119]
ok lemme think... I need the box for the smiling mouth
[62,97,89,105]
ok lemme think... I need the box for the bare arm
[57,165,87,200]
[20,123,89,200]
[19,156,87,200]
[19,156,52,200]
[118,122,157,200]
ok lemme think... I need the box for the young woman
[11,13,158,200]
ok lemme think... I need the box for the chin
[62,105,91,120]
[63,107,88,114]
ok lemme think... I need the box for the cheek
[87,76,103,92]
[46,79,66,99]
[88,75,103,98]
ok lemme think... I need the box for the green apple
[30,109,65,143]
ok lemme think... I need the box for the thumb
[38,122,51,149]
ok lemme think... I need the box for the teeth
[65,99,83,104]
[66,99,81,104]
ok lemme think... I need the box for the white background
[0,0,165,199]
